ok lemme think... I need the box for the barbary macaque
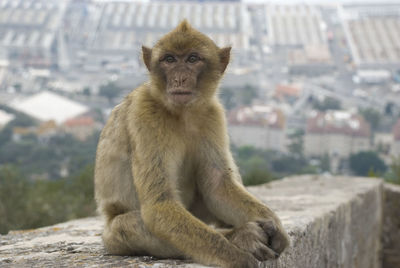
[94,20,290,268]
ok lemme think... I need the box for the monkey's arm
[197,144,290,255]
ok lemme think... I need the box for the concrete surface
[382,183,400,268]
[0,175,387,268]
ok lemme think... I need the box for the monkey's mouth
[170,91,193,95]
[169,90,194,104]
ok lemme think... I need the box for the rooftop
[11,91,88,125]
[228,105,286,129]
[275,83,302,99]
[0,0,67,50]
[340,4,400,65]
[306,110,371,137]
[0,109,14,127]
[64,116,95,127]
[266,4,327,47]
[87,1,251,50]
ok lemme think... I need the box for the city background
[0,0,400,234]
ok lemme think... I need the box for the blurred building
[392,119,400,156]
[10,91,88,124]
[0,0,68,68]
[374,132,393,156]
[304,110,371,158]
[62,115,99,141]
[12,115,99,142]
[0,109,14,130]
[0,48,9,84]
[64,1,252,72]
[12,120,58,142]
[156,0,241,2]
[353,69,392,84]
[275,83,302,99]
[288,44,334,76]
[263,4,333,76]
[340,3,400,70]
[228,105,286,152]
[266,4,328,48]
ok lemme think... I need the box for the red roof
[306,111,370,137]
[228,106,285,129]
[275,84,302,98]
[64,116,95,127]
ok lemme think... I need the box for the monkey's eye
[164,55,176,63]
[187,54,199,63]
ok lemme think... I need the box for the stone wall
[0,175,398,268]
[382,183,400,268]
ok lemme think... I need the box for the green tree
[0,164,96,234]
[287,129,304,157]
[99,82,123,104]
[233,146,276,186]
[219,87,235,110]
[13,83,22,92]
[82,87,91,96]
[271,155,308,175]
[240,85,258,106]
[66,164,96,219]
[384,102,394,116]
[0,110,37,147]
[360,108,381,132]
[349,151,386,176]
[320,153,331,172]
[232,145,317,180]
[312,96,341,111]
[240,156,275,186]
[0,132,99,181]
[385,156,400,185]
[243,168,275,186]
[0,166,29,234]
[235,146,259,160]
[0,126,12,147]
[219,85,259,109]
[360,108,382,146]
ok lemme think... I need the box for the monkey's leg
[102,210,182,258]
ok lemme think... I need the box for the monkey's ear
[142,46,152,71]
[219,47,231,74]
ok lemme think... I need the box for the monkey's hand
[226,221,289,262]
[257,218,290,257]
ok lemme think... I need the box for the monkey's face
[157,51,205,105]
[142,20,231,107]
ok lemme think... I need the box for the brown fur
[94,20,289,268]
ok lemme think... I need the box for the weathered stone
[0,175,384,268]
[382,183,400,268]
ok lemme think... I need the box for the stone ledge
[0,175,385,268]
[382,183,400,268]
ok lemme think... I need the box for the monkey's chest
[178,178,196,209]
[176,158,197,209]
